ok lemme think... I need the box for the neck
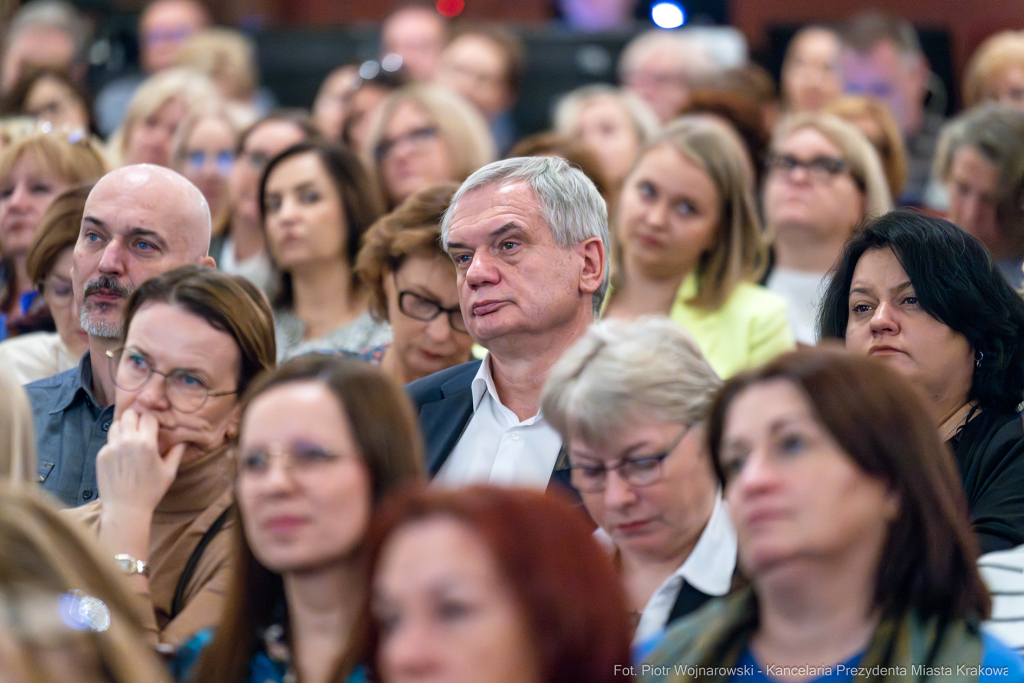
[230,212,267,262]
[380,345,412,385]
[290,260,362,340]
[773,223,851,273]
[5,257,32,312]
[937,399,976,442]
[283,561,363,683]
[605,258,687,320]
[87,335,120,407]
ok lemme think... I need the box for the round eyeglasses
[568,425,691,493]
[106,348,237,413]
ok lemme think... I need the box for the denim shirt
[25,350,114,507]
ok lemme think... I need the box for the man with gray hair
[407,155,608,489]
[1,0,91,94]
[26,164,214,507]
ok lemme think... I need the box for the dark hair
[0,64,93,132]
[706,348,991,621]
[363,485,632,683]
[121,266,276,396]
[259,141,385,308]
[818,209,1024,413]
[191,354,425,683]
[235,108,324,156]
[26,183,90,289]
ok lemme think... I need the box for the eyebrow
[446,223,520,253]
[81,217,169,251]
[849,280,913,297]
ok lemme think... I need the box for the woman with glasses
[762,112,892,344]
[67,266,276,650]
[542,316,736,647]
[260,141,390,361]
[602,116,794,379]
[363,84,495,209]
[354,182,474,384]
[172,108,239,232]
[182,354,424,683]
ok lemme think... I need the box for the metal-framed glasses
[397,287,468,333]
[568,425,691,493]
[374,125,440,162]
[106,348,236,413]
[766,153,849,183]
[235,442,353,477]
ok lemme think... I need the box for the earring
[975,350,984,368]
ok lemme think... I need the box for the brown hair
[192,354,425,683]
[508,132,611,202]
[705,348,991,621]
[823,95,908,200]
[25,183,91,289]
[363,485,632,683]
[0,129,106,186]
[963,30,1024,108]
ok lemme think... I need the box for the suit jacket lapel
[421,379,476,475]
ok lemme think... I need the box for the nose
[423,313,452,343]
[134,374,171,411]
[729,450,777,501]
[643,199,670,228]
[383,618,441,681]
[868,301,898,334]
[463,250,499,288]
[97,239,127,275]
[603,468,639,510]
[5,182,32,213]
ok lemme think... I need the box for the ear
[574,237,606,296]
[224,403,242,442]
[199,255,217,269]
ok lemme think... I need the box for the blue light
[651,2,685,29]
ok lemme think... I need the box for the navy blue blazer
[406,360,573,494]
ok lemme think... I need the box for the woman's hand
[96,408,185,516]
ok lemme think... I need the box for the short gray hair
[542,316,721,446]
[7,0,91,63]
[440,156,610,314]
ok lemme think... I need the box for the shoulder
[406,360,481,407]
[723,282,792,318]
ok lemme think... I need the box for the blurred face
[229,119,307,225]
[140,0,206,73]
[616,144,720,280]
[179,116,236,219]
[237,381,373,574]
[125,96,188,167]
[114,302,241,464]
[944,146,1004,256]
[383,253,473,382]
[570,419,718,563]
[346,84,390,157]
[372,517,542,683]
[380,101,456,206]
[313,66,359,141]
[844,248,974,406]
[574,96,642,187]
[719,379,899,577]
[622,50,689,123]
[42,248,88,357]
[24,75,90,131]
[0,154,70,258]
[842,41,925,134]
[380,8,447,81]
[990,64,1024,110]
[263,151,347,271]
[763,127,864,241]
[0,27,76,93]
[436,34,512,118]
[782,29,844,112]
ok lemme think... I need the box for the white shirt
[0,332,80,384]
[596,495,737,644]
[434,353,563,489]
[979,544,1024,652]
[765,267,828,345]
[218,235,277,297]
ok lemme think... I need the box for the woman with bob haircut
[364,485,633,683]
[542,317,735,645]
[363,83,496,209]
[182,354,425,683]
[0,487,173,683]
[260,141,390,360]
[67,266,276,649]
[603,116,794,378]
[963,30,1024,110]
[823,95,908,201]
[641,349,1021,683]
[818,210,1024,553]
[762,112,892,344]
[354,182,474,384]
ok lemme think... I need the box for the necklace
[943,406,972,441]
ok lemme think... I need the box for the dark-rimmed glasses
[397,288,468,334]
[766,153,849,183]
[569,425,691,493]
[105,348,236,413]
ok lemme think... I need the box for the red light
[436,0,464,18]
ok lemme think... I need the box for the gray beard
[79,306,122,339]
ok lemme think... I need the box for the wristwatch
[114,554,149,577]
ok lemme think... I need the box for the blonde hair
[175,27,259,101]
[0,366,35,486]
[823,96,906,200]
[963,31,1024,108]
[0,130,107,187]
[553,84,661,146]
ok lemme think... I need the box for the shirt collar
[50,350,102,413]
[468,352,546,426]
[675,494,737,596]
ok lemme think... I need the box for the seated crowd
[4,3,1024,683]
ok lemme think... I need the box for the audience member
[26,164,215,508]
[681,88,774,186]
[642,349,1018,683]
[963,30,1024,111]
[365,485,633,683]
[211,110,322,296]
[840,12,937,206]
[543,317,735,644]
[1,65,93,134]
[779,25,844,114]
[364,84,495,209]
[340,69,407,157]
[762,113,891,343]
[603,116,794,378]
[823,94,908,200]
[507,132,611,204]
[66,265,274,650]
[312,64,360,143]
[407,156,607,488]
[618,29,717,124]
[0,184,90,384]
[0,0,90,95]
[172,108,239,229]
[932,104,1024,287]
[182,354,424,683]
[0,131,107,340]
[379,3,449,82]
[355,182,473,384]
[0,365,36,484]
[819,210,1024,554]
[434,23,525,155]
[260,141,389,360]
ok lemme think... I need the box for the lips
[471,300,505,316]
[262,515,308,534]
[616,519,654,535]
[868,345,904,356]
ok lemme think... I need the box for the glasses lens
[110,349,151,392]
[449,310,468,333]
[569,465,606,493]
[166,371,210,413]
[621,457,663,487]
[399,292,442,321]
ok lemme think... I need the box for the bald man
[27,165,214,507]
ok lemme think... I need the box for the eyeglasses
[766,153,850,183]
[185,149,234,175]
[374,126,439,162]
[568,425,691,493]
[240,149,271,170]
[235,442,355,477]
[106,348,236,413]
[398,289,468,334]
